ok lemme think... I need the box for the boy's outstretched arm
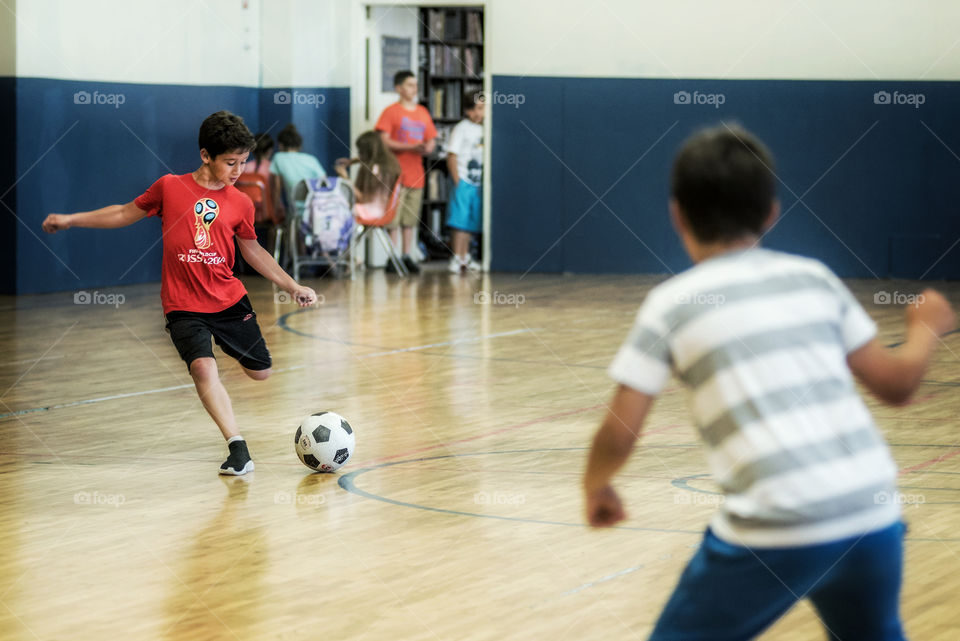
[583,385,655,528]
[848,288,955,405]
[42,201,147,233]
[237,238,317,307]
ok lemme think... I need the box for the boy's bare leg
[402,225,415,255]
[189,357,240,441]
[452,230,469,260]
[242,367,271,381]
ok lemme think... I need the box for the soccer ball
[295,411,355,472]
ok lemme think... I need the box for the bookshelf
[418,6,484,260]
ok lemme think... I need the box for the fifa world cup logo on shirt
[193,198,219,249]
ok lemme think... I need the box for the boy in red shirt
[42,111,317,476]
[375,70,437,274]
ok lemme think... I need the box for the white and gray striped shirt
[609,248,900,547]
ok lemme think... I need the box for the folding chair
[344,179,408,279]
[235,173,284,264]
[288,178,355,280]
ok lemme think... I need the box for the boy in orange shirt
[375,70,437,274]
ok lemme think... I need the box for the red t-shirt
[375,103,437,188]
[134,173,257,314]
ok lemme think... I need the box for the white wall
[488,0,960,80]
[15,0,260,85]
[260,0,352,88]
[365,5,419,127]
[14,1,960,85]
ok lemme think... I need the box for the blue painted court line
[339,448,702,536]
[338,448,960,541]
[562,564,646,596]
[277,306,534,355]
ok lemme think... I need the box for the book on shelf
[463,47,480,77]
[429,83,465,122]
[432,87,444,119]
[445,82,462,120]
[426,9,444,38]
[417,69,427,102]
[427,169,450,202]
[466,12,483,42]
[429,44,463,76]
[444,12,463,40]
[447,46,462,76]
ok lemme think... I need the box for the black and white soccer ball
[295,411,355,472]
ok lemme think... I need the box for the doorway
[350,2,489,270]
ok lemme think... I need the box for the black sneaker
[219,440,254,475]
[385,259,397,274]
[403,255,421,275]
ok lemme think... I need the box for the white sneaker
[466,257,482,272]
[448,256,464,273]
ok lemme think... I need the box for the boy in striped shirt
[583,124,954,640]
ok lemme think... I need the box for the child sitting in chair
[335,131,401,220]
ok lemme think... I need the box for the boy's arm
[42,201,147,233]
[379,131,421,153]
[236,238,317,307]
[847,288,955,405]
[583,385,656,527]
[446,153,459,184]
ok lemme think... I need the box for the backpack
[302,177,354,255]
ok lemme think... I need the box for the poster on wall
[382,36,412,92]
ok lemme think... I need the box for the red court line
[645,423,687,436]
[899,448,960,475]
[363,403,607,465]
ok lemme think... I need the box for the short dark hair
[277,123,302,150]
[252,132,274,163]
[393,70,415,87]
[671,124,776,243]
[463,92,478,112]
[198,111,255,159]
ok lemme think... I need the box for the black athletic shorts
[165,295,272,371]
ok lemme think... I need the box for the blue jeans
[649,522,907,641]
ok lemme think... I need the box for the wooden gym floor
[0,270,957,640]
